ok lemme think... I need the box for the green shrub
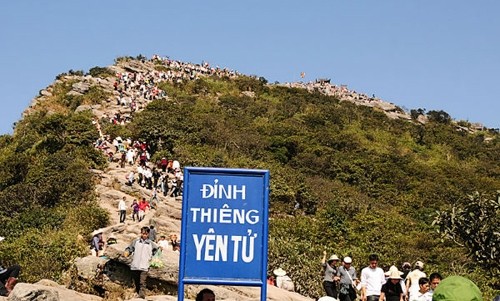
[88,66,114,78]
[0,227,89,282]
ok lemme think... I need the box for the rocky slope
[7,58,316,301]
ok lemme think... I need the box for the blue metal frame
[178,167,269,301]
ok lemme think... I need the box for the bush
[0,227,89,282]
[88,66,114,78]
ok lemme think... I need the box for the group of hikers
[94,135,185,199]
[318,252,486,301]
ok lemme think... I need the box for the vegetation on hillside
[0,63,498,298]
[0,110,109,282]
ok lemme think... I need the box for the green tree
[434,191,500,274]
[427,110,451,124]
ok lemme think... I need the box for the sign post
[178,167,270,301]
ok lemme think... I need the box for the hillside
[0,55,498,300]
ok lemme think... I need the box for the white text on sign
[193,228,257,262]
[190,204,259,224]
[200,179,246,200]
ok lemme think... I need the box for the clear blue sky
[1,1,499,135]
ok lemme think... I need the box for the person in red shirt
[138,198,150,222]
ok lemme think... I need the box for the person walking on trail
[148,225,157,242]
[150,188,159,209]
[409,277,431,301]
[0,264,20,297]
[360,254,385,301]
[337,256,358,301]
[273,268,294,292]
[91,230,104,257]
[138,198,150,222]
[123,226,159,299]
[321,250,340,298]
[428,272,442,298]
[380,266,404,301]
[405,261,426,301]
[118,196,127,223]
[131,199,140,222]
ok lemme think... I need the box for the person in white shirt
[405,261,426,300]
[273,268,294,292]
[360,254,386,301]
[157,235,169,251]
[118,196,127,223]
[126,148,135,165]
[127,171,135,186]
[427,272,442,298]
[409,277,431,301]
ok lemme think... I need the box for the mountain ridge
[2,55,499,300]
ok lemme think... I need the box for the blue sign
[178,167,269,300]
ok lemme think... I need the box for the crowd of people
[281,80,388,108]
[106,55,242,127]
[316,252,486,301]
[94,135,184,200]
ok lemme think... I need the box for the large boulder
[73,256,109,280]
[9,281,102,301]
[72,82,91,94]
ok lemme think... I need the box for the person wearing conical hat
[321,250,341,298]
[380,266,404,301]
[273,268,294,291]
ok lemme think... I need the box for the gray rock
[67,90,84,96]
[374,101,397,111]
[9,281,102,301]
[241,91,255,98]
[72,82,91,94]
[40,90,52,97]
[73,256,109,280]
[75,105,93,112]
[417,114,428,124]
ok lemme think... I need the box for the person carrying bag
[337,257,359,301]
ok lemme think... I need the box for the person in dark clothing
[401,262,411,280]
[148,225,157,242]
[196,288,215,301]
[380,266,404,301]
[0,264,21,296]
[152,168,161,188]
